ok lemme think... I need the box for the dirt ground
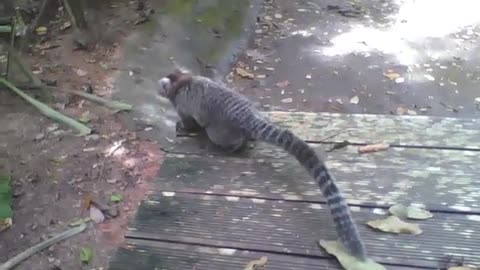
[0,1,163,269]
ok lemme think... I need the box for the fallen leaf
[276,80,290,88]
[79,111,92,123]
[367,216,422,235]
[389,204,433,220]
[80,247,93,263]
[110,193,123,203]
[358,143,389,154]
[0,218,12,233]
[406,109,417,115]
[236,67,254,79]
[89,205,105,223]
[318,240,386,270]
[35,26,48,35]
[448,267,476,270]
[281,97,293,103]
[384,71,400,80]
[244,256,268,270]
[349,95,359,104]
[76,69,88,77]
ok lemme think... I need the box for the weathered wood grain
[265,111,480,149]
[109,239,416,270]
[127,192,480,268]
[153,143,480,212]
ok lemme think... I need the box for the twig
[0,223,86,270]
[317,130,350,143]
[63,89,132,111]
[0,78,91,135]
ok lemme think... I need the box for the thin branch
[0,78,91,136]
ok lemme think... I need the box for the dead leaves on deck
[367,216,422,235]
[318,240,385,270]
[243,256,268,270]
[389,204,434,220]
[367,204,433,235]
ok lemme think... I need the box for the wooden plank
[263,111,480,149]
[127,192,480,269]
[109,239,416,270]
[153,145,480,212]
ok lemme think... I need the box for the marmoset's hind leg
[205,124,249,153]
[176,115,203,133]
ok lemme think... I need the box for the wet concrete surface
[114,0,480,135]
[232,0,480,117]
[112,0,259,140]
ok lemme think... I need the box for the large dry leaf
[318,240,385,270]
[367,216,422,235]
[389,204,433,220]
[244,256,268,270]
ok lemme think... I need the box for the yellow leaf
[36,26,48,36]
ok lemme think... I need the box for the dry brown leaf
[384,71,400,80]
[244,256,268,270]
[367,216,422,235]
[236,67,254,79]
[358,143,389,154]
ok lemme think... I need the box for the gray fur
[157,69,368,260]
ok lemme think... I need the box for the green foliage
[0,174,12,219]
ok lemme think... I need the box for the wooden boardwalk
[109,112,480,270]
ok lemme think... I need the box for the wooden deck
[109,112,480,270]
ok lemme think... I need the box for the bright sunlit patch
[319,0,480,65]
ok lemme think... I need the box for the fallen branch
[0,78,91,135]
[6,46,52,101]
[64,89,132,111]
[0,223,86,270]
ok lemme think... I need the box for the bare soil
[0,1,163,269]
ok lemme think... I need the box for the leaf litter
[318,240,385,270]
[367,216,422,235]
[389,204,433,220]
[243,256,268,270]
